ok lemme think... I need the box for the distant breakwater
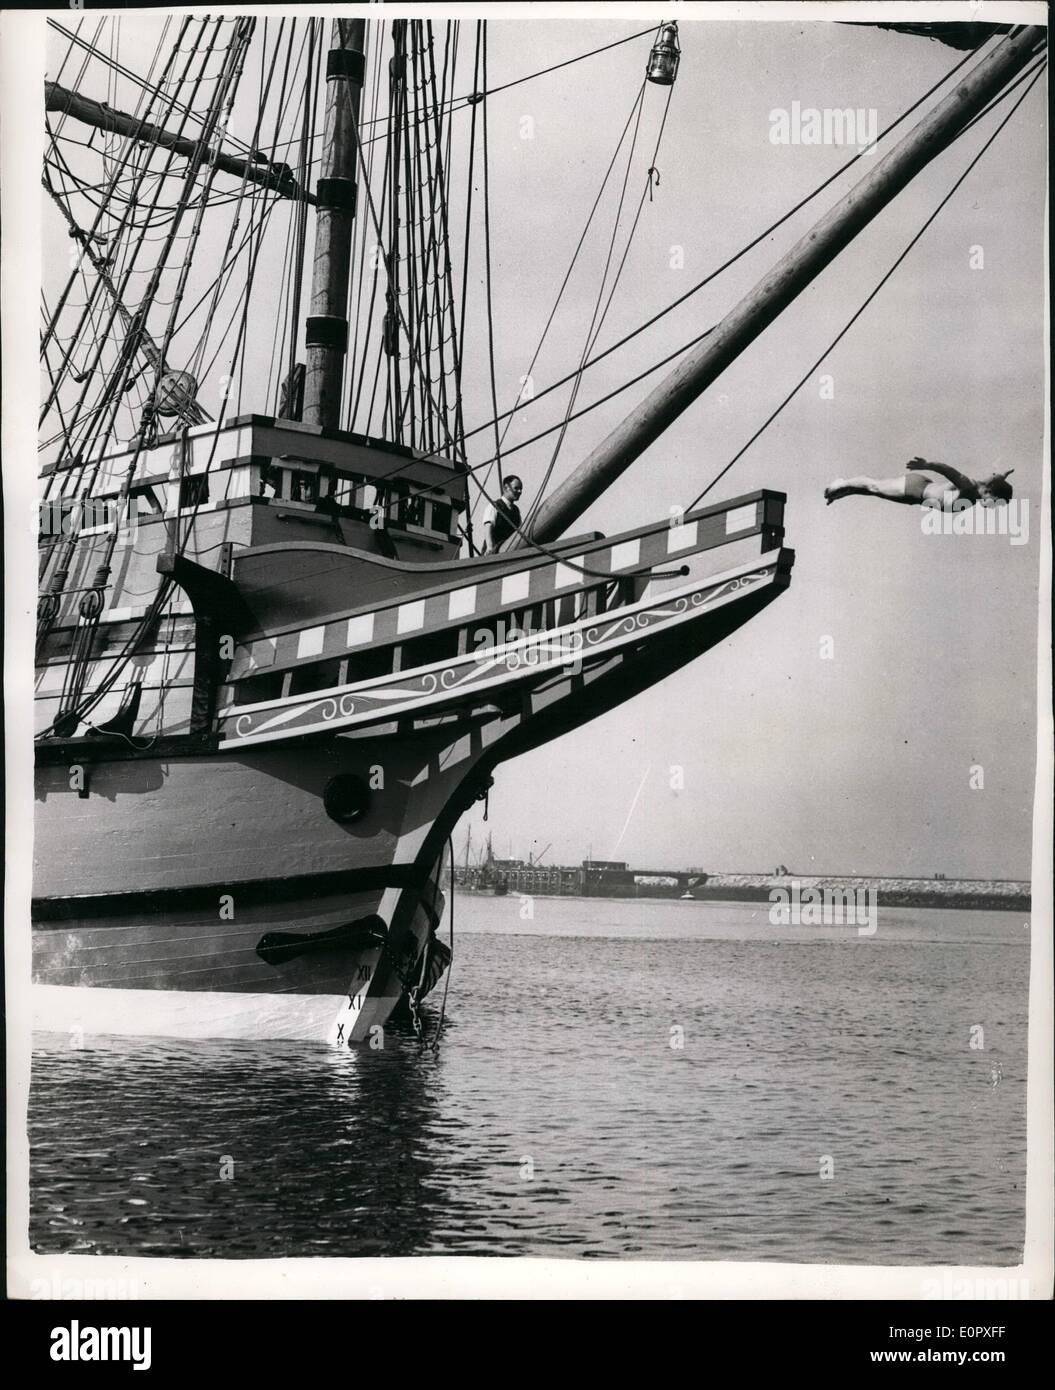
[694,875,1031,913]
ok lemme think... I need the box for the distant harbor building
[459,856,708,899]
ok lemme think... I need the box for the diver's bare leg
[825,476,878,503]
[825,474,928,505]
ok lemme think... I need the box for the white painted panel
[397,600,426,633]
[500,571,530,604]
[666,521,698,552]
[346,613,375,646]
[297,626,325,659]
[725,503,757,534]
[554,556,584,589]
[220,466,250,500]
[609,538,640,571]
[448,585,477,620]
[249,637,278,668]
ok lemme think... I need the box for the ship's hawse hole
[323,774,371,824]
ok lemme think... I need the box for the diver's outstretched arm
[906,457,977,495]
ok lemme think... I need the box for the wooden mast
[44,82,311,203]
[303,18,367,430]
[525,25,1045,544]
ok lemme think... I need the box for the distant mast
[303,18,366,429]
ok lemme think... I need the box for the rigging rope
[428,22,463,454]
[451,19,482,480]
[36,26,1041,737]
[368,37,1035,523]
[479,24,504,499]
[685,58,1047,511]
[485,78,650,487]
[345,17,386,426]
[457,38,987,454]
[351,47,461,457]
[282,17,315,410]
[36,20,291,737]
[357,23,662,141]
[522,72,660,531]
[335,45,1044,589]
[48,21,258,723]
[44,17,229,455]
[40,14,194,381]
[47,17,266,163]
[39,15,224,645]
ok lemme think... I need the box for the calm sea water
[29,897,1029,1263]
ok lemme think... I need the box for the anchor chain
[388,935,428,1046]
[384,854,455,1053]
[406,982,424,1042]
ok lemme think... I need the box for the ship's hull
[33,731,460,1044]
[33,494,793,1045]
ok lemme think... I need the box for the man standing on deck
[480,475,524,553]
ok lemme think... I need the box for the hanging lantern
[647,23,681,86]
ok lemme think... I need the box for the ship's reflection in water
[30,1028,461,1259]
[30,900,1029,1263]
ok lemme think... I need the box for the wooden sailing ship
[33,18,1045,1044]
[459,836,510,897]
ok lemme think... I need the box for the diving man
[824,458,1013,509]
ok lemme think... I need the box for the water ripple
[29,901,1027,1263]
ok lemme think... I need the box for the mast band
[306,316,349,352]
[326,50,365,84]
[316,177,358,214]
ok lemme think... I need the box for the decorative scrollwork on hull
[219,559,779,747]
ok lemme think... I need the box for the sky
[455,16,1047,879]
[38,10,1048,879]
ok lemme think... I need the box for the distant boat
[461,836,510,897]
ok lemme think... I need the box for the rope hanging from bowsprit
[425,836,457,1054]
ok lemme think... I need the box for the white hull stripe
[33,983,346,1044]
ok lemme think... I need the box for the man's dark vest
[491,497,521,549]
